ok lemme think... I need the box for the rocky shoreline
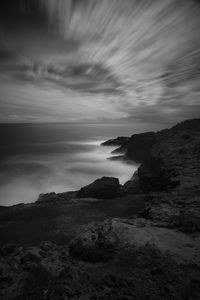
[104,119,200,232]
[0,118,200,299]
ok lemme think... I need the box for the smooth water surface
[0,123,142,206]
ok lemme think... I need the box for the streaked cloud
[0,0,200,123]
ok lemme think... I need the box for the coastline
[0,123,137,207]
[0,118,200,299]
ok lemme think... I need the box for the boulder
[69,222,119,262]
[78,177,122,199]
[21,251,41,270]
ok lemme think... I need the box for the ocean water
[0,123,144,206]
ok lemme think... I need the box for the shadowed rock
[21,251,41,271]
[78,176,122,199]
[125,132,156,162]
[69,221,119,262]
[36,191,78,204]
[123,172,142,194]
[0,244,17,256]
[137,158,172,192]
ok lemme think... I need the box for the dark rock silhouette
[104,118,200,233]
[37,191,78,204]
[101,136,129,146]
[122,172,142,194]
[137,157,172,192]
[126,132,157,162]
[78,176,122,199]
[69,221,119,262]
[105,119,200,194]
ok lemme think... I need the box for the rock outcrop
[103,119,200,195]
[125,132,157,162]
[122,171,142,194]
[101,136,129,147]
[139,188,200,233]
[36,191,78,204]
[78,176,122,199]
[103,118,200,234]
[134,119,200,193]
[69,221,119,262]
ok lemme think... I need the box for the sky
[0,0,200,125]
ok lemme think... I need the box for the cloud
[0,77,128,123]
[0,0,200,123]
[40,0,200,101]
[12,60,122,95]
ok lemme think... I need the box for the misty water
[0,123,143,206]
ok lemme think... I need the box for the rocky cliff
[103,119,200,233]
[103,119,200,192]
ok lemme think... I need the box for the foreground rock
[69,221,119,262]
[1,221,200,300]
[78,176,122,199]
[70,219,200,265]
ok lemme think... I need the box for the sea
[0,122,160,206]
